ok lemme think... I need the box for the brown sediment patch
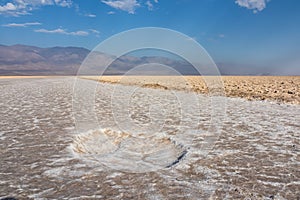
[82,76,300,105]
[142,83,168,90]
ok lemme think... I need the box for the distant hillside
[0,44,89,75]
[0,44,202,75]
[1,44,294,76]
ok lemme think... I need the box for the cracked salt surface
[70,128,187,172]
[0,77,299,199]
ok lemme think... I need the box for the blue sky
[0,0,300,74]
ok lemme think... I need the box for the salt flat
[85,76,300,105]
[0,77,299,199]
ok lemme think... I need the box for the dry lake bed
[0,77,299,199]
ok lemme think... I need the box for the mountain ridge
[0,44,200,75]
[0,44,294,76]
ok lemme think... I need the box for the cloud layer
[2,22,42,27]
[235,0,270,13]
[101,0,159,14]
[35,28,89,36]
[101,0,140,14]
[145,1,154,11]
[0,0,72,16]
[1,0,160,16]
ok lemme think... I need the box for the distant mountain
[0,44,89,75]
[0,44,201,75]
[1,44,292,76]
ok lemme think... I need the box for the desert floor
[1,77,299,199]
[0,76,52,79]
[82,76,300,105]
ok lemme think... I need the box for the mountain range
[0,44,206,75]
[0,44,277,76]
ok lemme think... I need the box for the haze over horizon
[1,0,300,75]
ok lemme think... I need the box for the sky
[0,0,300,75]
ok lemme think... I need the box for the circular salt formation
[70,129,186,173]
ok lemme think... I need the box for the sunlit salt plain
[0,77,299,199]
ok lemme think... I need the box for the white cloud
[54,0,72,7]
[85,13,96,17]
[153,0,158,3]
[107,11,115,14]
[34,28,100,36]
[89,29,100,37]
[89,29,100,34]
[0,0,73,16]
[145,0,153,11]
[35,28,65,34]
[3,22,42,27]
[0,2,28,16]
[235,0,270,13]
[0,3,17,12]
[70,30,89,36]
[35,28,89,36]
[101,0,140,14]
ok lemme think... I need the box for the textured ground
[0,77,299,199]
[83,76,300,105]
[0,76,51,79]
